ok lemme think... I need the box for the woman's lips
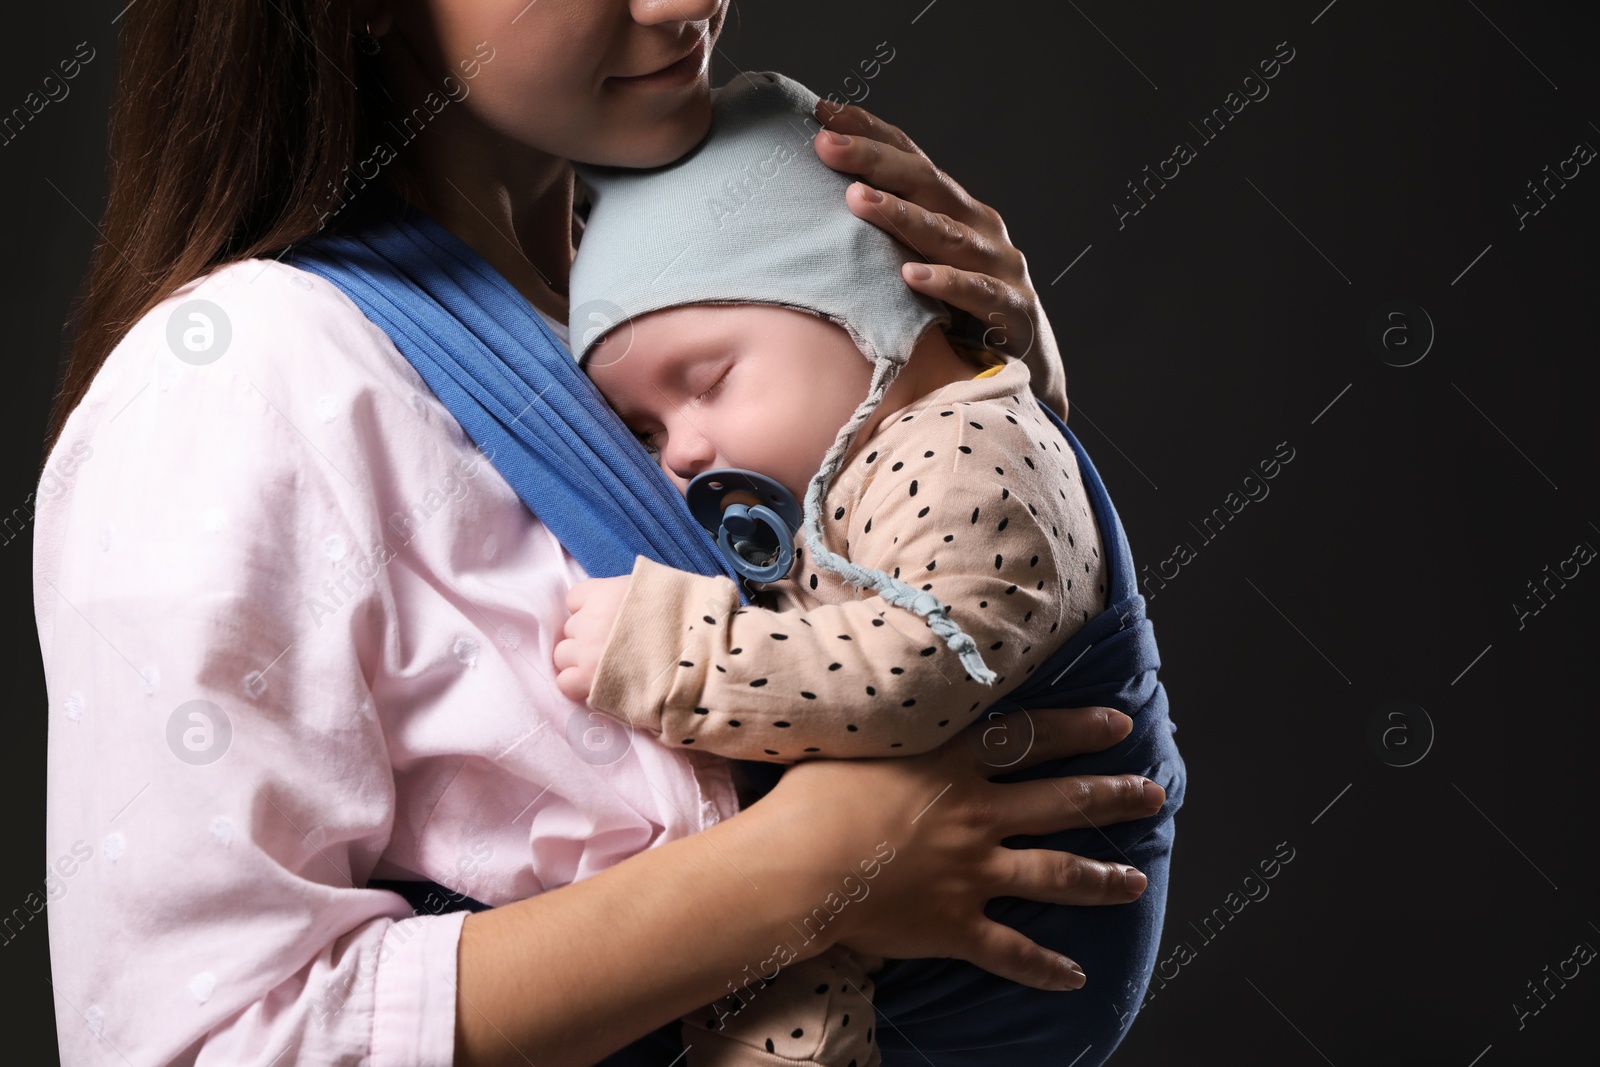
[611,35,706,89]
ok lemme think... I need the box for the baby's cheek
[774,416,833,491]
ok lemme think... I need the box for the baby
[550,72,1116,1067]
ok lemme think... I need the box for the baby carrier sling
[288,195,1186,1067]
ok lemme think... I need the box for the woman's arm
[34,264,475,1066]
[810,100,1071,421]
[455,705,1161,1067]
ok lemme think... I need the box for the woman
[34,2,1181,1065]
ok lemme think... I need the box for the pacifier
[686,468,803,585]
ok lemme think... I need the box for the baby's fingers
[552,644,592,702]
[566,579,595,614]
[554,669,590,704]
[961,917,1087,992]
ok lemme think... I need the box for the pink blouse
[33,259,740,1065]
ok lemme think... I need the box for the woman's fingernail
[1142,780,1163,809]
[825,131,851,146]
[1059,957,1087,988]
[1123,867,1148,894]
[904,263,932,281]
[855,183,884,203]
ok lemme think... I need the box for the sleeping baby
[552,72,1112,1067]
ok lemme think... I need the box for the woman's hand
[746,705,1161,990]
[811,99,1070,420]
[455,705,1155,1065]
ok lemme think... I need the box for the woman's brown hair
[41,0,383,464]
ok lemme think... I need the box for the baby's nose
[664,422,718,481]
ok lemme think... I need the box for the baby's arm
[584,417,1073,761]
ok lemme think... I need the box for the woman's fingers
[842,183,1021,280]
[896,259,1039,361]
[959,917,1088,992]
[813,97,919,154]
[808,97,1071,419]
[963,705,1133,773]
[839,177,1038,360]
[954,706,1159,835]
[995,773,1163,839]
[811,103,978,225]
[1000,842,1149,908]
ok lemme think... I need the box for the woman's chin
[592,89,714,168]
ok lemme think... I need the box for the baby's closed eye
[690,365,730,404]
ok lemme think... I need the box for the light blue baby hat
[567,70,996,684]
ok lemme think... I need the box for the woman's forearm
[455,706,1158,1065]
[454,799,836,1067]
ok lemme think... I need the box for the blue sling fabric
[288,199,1185,1066]
[857,401,1188,1066]
[286,194,748,590]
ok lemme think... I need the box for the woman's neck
[374,73,577,323]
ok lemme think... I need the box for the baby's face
[586,303,875,501]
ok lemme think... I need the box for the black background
[4,1,1596,1063]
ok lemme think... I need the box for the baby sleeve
[586,402,1071,761]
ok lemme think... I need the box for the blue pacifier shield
[686,469,803,584]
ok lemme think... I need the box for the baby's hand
[553,576,633,704]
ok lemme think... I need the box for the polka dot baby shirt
[588,357,1108,760]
